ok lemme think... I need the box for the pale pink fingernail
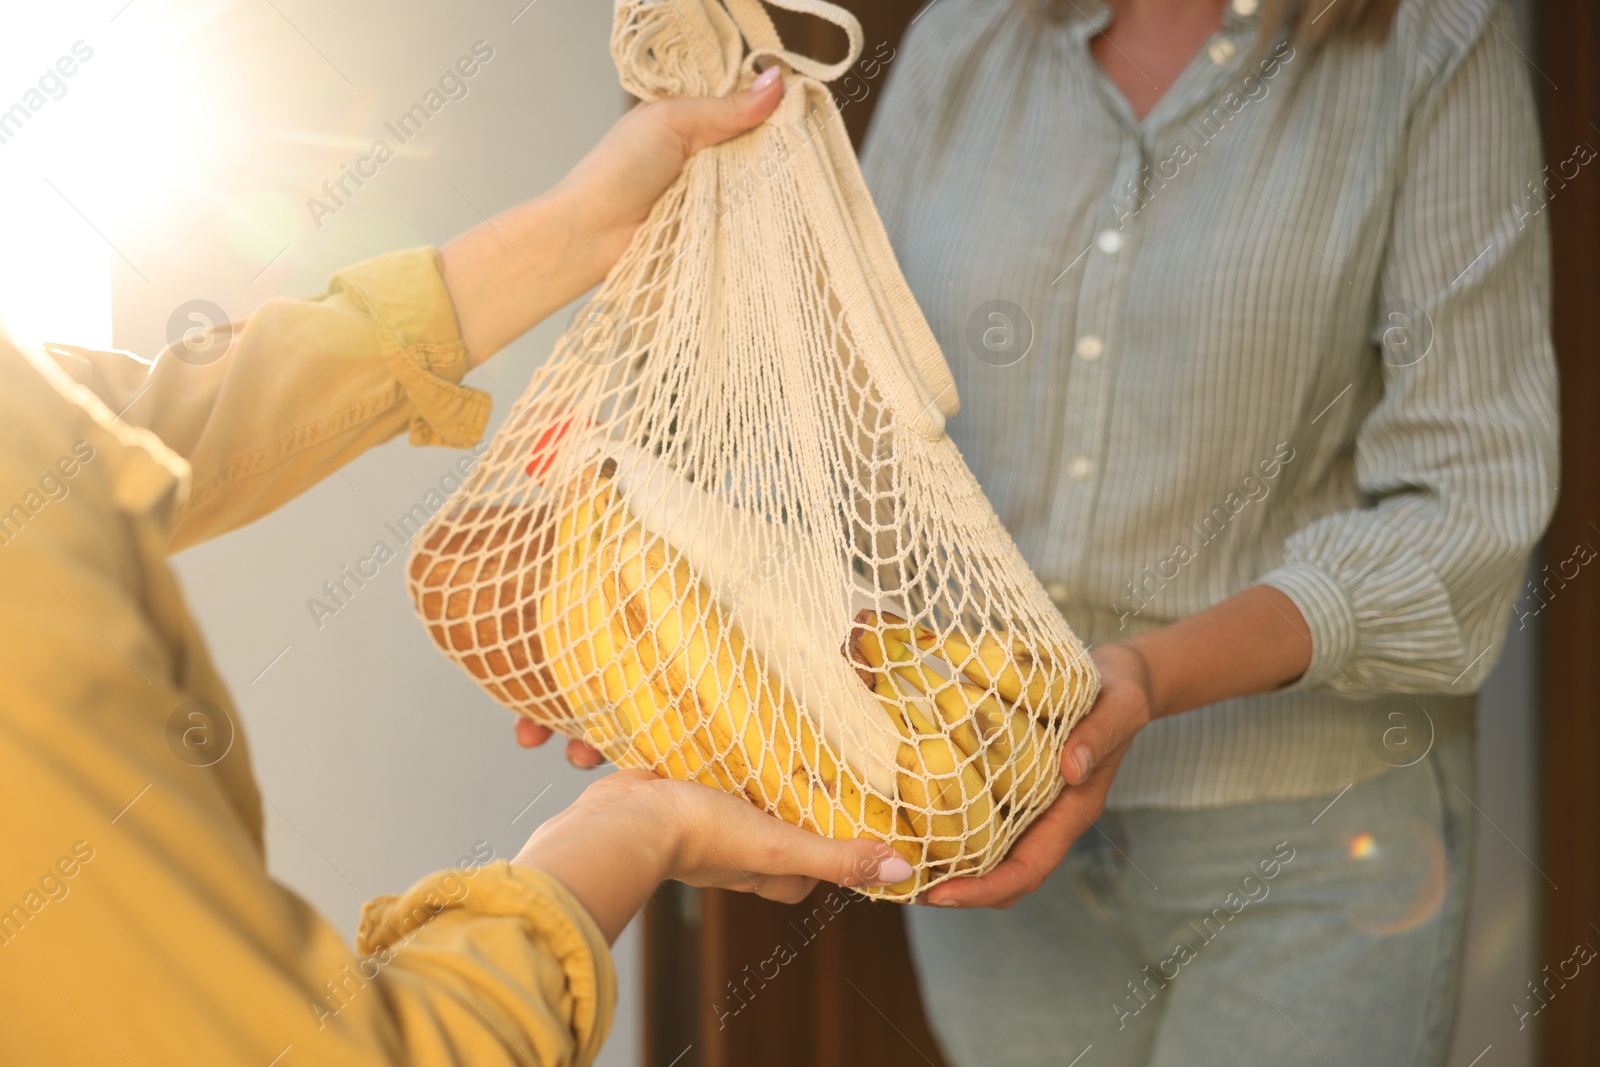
[752,65,781,92]
[1072,745,1094,780]
[874,855,914,885]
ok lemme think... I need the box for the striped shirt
[860,0,1558,806]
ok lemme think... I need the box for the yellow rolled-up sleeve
[49,246,491,552]
[352,864,614,1066]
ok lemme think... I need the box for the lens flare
[0,1,241,350]
[1348,820,1449,937]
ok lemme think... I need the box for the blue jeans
[906,732,1477,1067]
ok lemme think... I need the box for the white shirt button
[1208,38,1237,66]
[1231,0,1258,16]
[1044,580,1071,606]
[1075,335,1104,362]
[1094,229,1124,254]
[1067,455,1093,481]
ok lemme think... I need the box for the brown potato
[408,504,569,720]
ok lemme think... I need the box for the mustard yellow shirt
[0,248,615,1065]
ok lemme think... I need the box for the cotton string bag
[408,0,1099,899]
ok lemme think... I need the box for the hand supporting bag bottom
[408,0,1099,900]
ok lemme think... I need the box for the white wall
[101,1,641,1063]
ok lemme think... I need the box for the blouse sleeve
[1260,3,1559,695]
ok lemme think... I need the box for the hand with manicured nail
[514,769,910,943]
[442,65,785,369]
[922,643,1154,910]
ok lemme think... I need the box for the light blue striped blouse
[860,0,1558,806]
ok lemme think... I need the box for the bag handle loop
[722,0,864,84]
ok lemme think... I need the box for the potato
[408,503,571,721]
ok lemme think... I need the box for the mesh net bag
[408,0,1099,900]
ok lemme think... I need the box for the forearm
[1123,584,1312,720]
[511,780,673,945]
[440,187,616,370]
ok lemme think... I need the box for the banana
[928,629,1066,720]
[601,605,709,783]
[894,733,995,862]
[857,608,1067,815]
[879,630,984,760]
[612,518,822,825]
[791,765,835,836]
[519,461,990,898]
[537,475,683,778]
[597,537,735,792]
[847,611,1005,862]
[622,542,758,791]
[539,584,631,765]
[971,688,1051,804]
[863,608,1070,720]
[790,763,923,895]
[850,618,991,860]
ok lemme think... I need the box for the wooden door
[1538,2,1600,1064]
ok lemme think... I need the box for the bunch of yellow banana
[845,610,1062,869]
[535,463,926,896]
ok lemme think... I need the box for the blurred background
[0,1,1589,1065]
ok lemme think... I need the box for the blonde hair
[1023,0,1401,50]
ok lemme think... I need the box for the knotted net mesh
[408,0,1098,899]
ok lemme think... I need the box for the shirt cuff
[1257,560,1359,691]
[327,247,492,448]
[358,860,615,1061]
